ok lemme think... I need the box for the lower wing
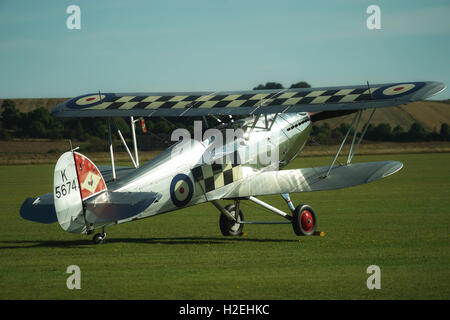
[222,161,403,198]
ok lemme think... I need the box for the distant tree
[154,119,171,134]
[28,120,47,138]
[23,107,62,138]
[311,122,340,144]
[114,117,130,136]
[1,99,22,131]
[145,119,155,133]
[86,135,108,152]
[64,119,89,141]
[320,122,330,132]
[311,124,320,136]
[440,123,449,141]
[328,127,343,143]
[408,122,428,141]
[253,82,284,90]
[337,123,354,136]
[392,125,406,142]
[366,123,392,141]
[375,123,392,141]
[27,107,53,126]
[290,81,311,89]
[312,120,450,144]
[0,120,9,140]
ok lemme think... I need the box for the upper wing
[51,81,445,118]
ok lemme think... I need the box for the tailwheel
[292,204,317,236]
[93,231,106,244]
[219,204,244,236]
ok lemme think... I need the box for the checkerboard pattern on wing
[191,161,243,193]
[81,88,378,111]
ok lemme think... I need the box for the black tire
[292,204,317,236]
[93,233,105,244]
[219,204,244,236]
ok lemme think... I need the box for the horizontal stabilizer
[20,193,57,224]
[51,81,445,118]
[224,161,403,198]
[84,191,161,224]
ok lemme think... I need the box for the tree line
[311,121,450,144]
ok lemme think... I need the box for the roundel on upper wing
[75,94,105,106]
[67,93,114,109]
[372,82,425,99]
[170,173,194,207]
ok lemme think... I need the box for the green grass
[0,153,449,299]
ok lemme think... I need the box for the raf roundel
[382,83,416,96]
[75,94,106,106]
[170,174,194,207]
[373,82,425,100]
[67,93,114,109]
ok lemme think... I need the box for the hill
[317,100,450,132]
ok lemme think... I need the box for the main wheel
[292,204,317,236]
[219,204,244,236]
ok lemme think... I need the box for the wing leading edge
[51,81,445,118]
[222,161,403,199]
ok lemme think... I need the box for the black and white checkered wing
[52,81,445,118]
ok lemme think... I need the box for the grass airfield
[0,153,449,299]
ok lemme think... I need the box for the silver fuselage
[105,113,311,225]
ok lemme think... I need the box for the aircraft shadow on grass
[0,237,299,249]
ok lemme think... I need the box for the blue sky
[1,0,449,99]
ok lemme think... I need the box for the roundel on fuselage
[170,173,194,207]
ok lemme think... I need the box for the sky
[1,0,449,99]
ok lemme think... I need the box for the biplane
[20,81,445,244]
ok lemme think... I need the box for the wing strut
[107,119,117,181]
[106,116,141,180]
[130,116,139,168]
[347,108,376,164]
[324,111,361,178]
[323,107,377,178]
[114,121,138,169]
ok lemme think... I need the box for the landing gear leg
[281,193,296,213]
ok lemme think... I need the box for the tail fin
[53,151,107,233]
[73,152,107,201]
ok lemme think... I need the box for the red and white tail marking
[73,152,107,201]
